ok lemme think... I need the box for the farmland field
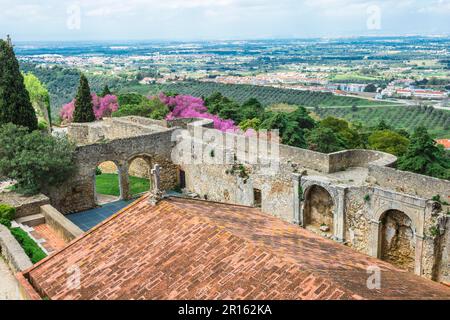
[315,105,450,138]
[120,81,397,108]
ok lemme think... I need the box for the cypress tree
[100,85,111,97]
[73,74,95,123]
[0,37,38,131]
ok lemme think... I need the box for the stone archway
[379,209,416,272]
[127,154,153,198]
[94,160,123,205]
[303,185,335,236]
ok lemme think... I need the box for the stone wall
[49,122,179,214]
[368,165,450,201]
[47,117,450,282]
[328,150,397,173]
[344,187,371,253]
[380,210,416,272]
[0,192,50,219]
[0,225,33,273]
[40,205,83,243]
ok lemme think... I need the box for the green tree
[0,37,38,131]
[239,118,261,131]
[368,130,410,156]
[0,124,76,195]
[320,116,362,149]
[307,127,346,153]
[113,97,169,120]
[364,84,377,93]
[23,73,52,130]
[397,126,450,180]
[376,119,392,131]
[282,123,308,149]
[100,85,112,97]
[73,74,95,123]
[241,98,264,121]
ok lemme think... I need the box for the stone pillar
[292,174,302,225]
[118,164,130,200]
[334,188,346,243]
[414,235,424,276]
[368,219,381,258]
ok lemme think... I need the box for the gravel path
[0,256,21,300]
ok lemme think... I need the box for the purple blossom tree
[158,93,238,132]
[60,94,119,123]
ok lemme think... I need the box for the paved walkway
[66,199,135,232]
[0,256,21,300]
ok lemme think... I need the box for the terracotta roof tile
[21,196,450,300]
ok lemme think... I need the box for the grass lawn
[96,173,151,197]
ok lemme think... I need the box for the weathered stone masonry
[49,117,450,283]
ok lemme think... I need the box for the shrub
[0,124,76,195]
[0,218,11,228]
[38,120,49,131]
[95,167,103,176]
[10,227,47,264]
[0,204,16,221]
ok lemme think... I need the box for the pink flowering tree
[158,93,237,132]
[60,94,119,123]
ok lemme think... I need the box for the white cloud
[1,0,449,40]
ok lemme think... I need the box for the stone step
[15,214,45,227]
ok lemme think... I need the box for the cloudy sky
[1,0,450,41]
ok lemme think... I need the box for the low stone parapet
[0,224,33,273]
[40,205,83,243]
[0,192,50,219]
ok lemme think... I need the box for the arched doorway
[127,155,152,198]
[95,161,122,205]
[303,185,334,236]
[380,210,416,272]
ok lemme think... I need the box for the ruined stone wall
[304,186,334,232]
[380,210,416,273]
[439,220,450,283]
[328,150,397,173]
[368,165,450,201]
[54,117,449,282]
[344,187,371,254]
[49,128,178,214]
[67,117,171,145]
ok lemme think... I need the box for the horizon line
[8,33,450,44]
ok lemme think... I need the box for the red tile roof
[20,196,450,300]
[436,139,450,149]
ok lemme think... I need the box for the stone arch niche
[293,175,346,242]
[303,185,335,236]
[368,189,427,276]
[379,209,416,272]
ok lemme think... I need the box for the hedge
[10,227,47,264]
[0,204,16,221]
